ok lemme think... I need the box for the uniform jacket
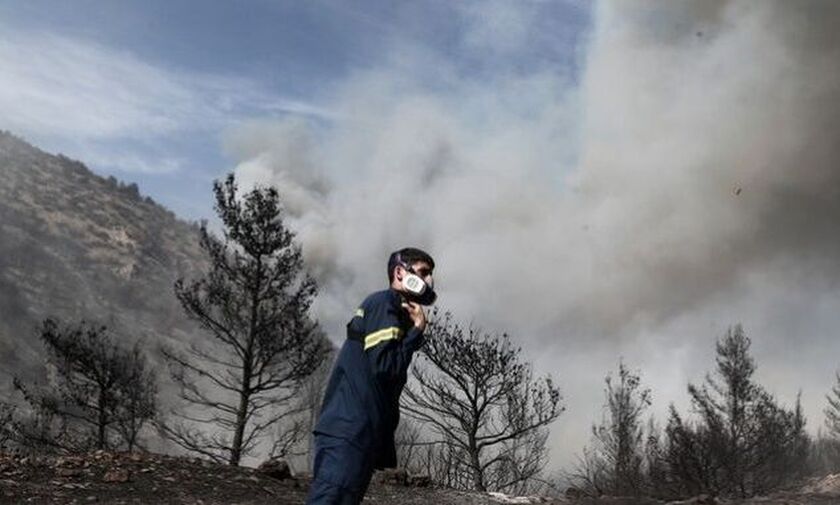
[314,288,425,469]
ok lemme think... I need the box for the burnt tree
[665,325,808,498]
[402,310,562,493]
[573,361,651,497]
[825,371,840,440]
[11,318,156,453]
[162,173,328,466]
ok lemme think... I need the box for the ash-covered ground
[3,451,840,505]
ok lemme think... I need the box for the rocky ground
[0,451,547,505]
[2,451,840,505]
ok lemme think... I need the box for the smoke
[226,0,840,468]
[574,0,840,332]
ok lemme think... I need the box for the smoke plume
[227,0,840,467]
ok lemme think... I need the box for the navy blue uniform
[306,289,425,504]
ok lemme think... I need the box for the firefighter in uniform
[306,247,436,504]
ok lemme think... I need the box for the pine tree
[644,418,668,497]
[573,361,651,497]
[11,318,156,453]
[825,372,840,439]
[666,324,808,498]
[161,173,329,466]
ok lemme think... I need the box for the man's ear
[394,265,405,281]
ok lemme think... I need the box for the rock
[256,458,292,480]
[375,468,408,486]
[56,455,84,467]
[801,473,840,495]
[408,473,432,487]
[565,486,585,499]
[102,468,130,483]
[666,494,716,505]
[598,496,661,505]
[487,491,549,503]
[57,468,83,477]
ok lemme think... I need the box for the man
[306,247,436,504]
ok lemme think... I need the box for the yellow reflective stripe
[364,327,403,350]
[355,308,365,318]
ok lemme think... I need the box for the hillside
[0,131,207,389]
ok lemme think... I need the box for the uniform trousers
[305,433,374,505]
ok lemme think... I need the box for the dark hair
[387,247,435,282]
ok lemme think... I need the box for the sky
[3,0,840,473]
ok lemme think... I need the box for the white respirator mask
[399,264,436,305]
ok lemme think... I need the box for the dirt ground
[3,451,840,505]
[0,451,554,505]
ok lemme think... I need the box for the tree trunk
[98,390,107,450]
[231,257,262,466]
[469,442,484,492]
[230,385,251,466]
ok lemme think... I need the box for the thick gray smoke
[227,1,840,468]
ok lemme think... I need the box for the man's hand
[401,300,427,332]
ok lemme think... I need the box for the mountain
[0,131,207,390]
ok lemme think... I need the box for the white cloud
[83,150,184,175]
[0,27,329,174]
[0,30,193,139]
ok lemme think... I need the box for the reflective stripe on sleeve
[364,327,403,350]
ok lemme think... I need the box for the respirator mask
[399,263,437,306]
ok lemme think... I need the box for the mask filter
[400,266,437,305]
[402,273,427,296]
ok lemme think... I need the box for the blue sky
[0,0,591,220]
